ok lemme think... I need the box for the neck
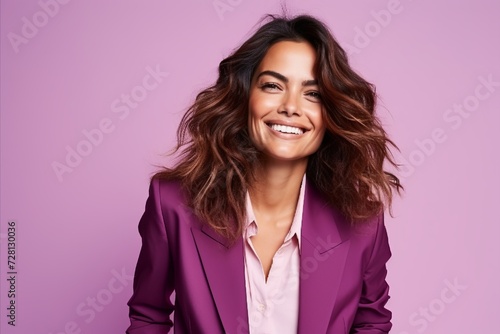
[248,157,307,222]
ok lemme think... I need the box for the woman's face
[248,40,326,164]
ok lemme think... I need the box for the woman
[126,13,402,334]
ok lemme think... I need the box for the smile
[266,123,305,135]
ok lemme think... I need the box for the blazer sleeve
[350,212,392,334]
[126,178,174,334]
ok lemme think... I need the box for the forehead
[256,40,317,75]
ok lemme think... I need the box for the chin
[261,151,309,163]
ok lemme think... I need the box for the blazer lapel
[298,179,351,334]
[191,222,249,334]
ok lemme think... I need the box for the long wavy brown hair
[153,13,403,241]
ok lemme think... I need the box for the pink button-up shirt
[243,174,306,334]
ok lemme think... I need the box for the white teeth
[270,124,304,135]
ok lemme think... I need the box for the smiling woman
[248,41,325,164]
[126,12,403,334]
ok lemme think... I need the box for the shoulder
[351,212,386,240]
[302,182,387,260]
[305,176,386,240]
[148,176,187,207]
[146,176,198,226]
[304,178,388,260]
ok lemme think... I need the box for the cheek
[248,98,268,132]
[311,111,326,146]
[249,89,280,116]
[247,106,259,132]
[247,104,263,145]
[309,108,325,130]
[247,95,257,119]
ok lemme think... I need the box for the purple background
[1,0,499,333]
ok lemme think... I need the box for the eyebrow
[256,70,318,86]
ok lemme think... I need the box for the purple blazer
[126,176,392,334]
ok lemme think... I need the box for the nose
[279,90,302,117]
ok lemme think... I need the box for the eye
[306,91,321,100]
[260,82,281,91]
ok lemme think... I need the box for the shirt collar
[244,173,306,250]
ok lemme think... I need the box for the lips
[265,122,308,135]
